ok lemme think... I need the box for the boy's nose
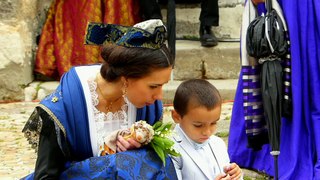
[202,128,212,136]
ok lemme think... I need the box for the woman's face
[125,67,172,108]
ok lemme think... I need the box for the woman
[22,19,177,179]
[228,0,320,179]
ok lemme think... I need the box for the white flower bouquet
[123,120,180,165]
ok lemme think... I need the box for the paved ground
[0,102,38,180]
[0,101,266,180]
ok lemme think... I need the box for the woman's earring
[122,83,127,98]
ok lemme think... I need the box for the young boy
[171,79,243,180]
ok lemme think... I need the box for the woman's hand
[116,135,141,152]
[223,163,242,180]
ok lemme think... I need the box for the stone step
[161,3,244,40]
[25,78,238,104]
[173,40,240,80]
[161,2,242,80]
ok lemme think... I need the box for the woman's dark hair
[173,79,222,117]
[100,44,174,82]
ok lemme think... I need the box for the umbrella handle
[271,151,280,180]
[274,155,279,180]
[265,16,275,53]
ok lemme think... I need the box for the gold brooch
[51,96,59,102]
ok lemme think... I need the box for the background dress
[228,0,320,179]
[34,0,141,80]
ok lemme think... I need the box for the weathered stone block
[162,4,244,39]
[0,0,39,101]
[173,40,240,80]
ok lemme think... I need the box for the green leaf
[150,121,181,166]
[155,122,173,132]
[162,124,173,134]
[155,122,167,132]
[165,148,181,157]
[150,142,166,166]
[152,137,167,149]
[153,121,163,130]
[153,136,174,147]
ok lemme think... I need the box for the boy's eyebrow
[192,121,203,124]
[193,118,220,124]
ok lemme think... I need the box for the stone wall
[0,0,52,101]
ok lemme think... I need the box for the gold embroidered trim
[37,104,67,138]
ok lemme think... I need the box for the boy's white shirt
[172,124,231,180]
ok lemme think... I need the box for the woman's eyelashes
[149,85,161,89]
[211,121,218,126]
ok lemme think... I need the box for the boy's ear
[171,109,181,123]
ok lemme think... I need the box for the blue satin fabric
[23,148,177,180]
[60,147,177,179]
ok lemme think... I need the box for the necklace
[96,79,122,112]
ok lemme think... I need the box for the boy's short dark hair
[173,79,221,117]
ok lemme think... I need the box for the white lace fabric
[87,78,128,154]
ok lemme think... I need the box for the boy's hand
[116,136,141,152]
[223,163,242,180]
[214,173,231,180]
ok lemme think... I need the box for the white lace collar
[87,77,137,156]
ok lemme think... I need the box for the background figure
[34,0,141,80]
[228,0,320,179]
[22,20,177,179]
[139,0,219,47]
[171,79,242,180]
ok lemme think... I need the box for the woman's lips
[145,102,154,106]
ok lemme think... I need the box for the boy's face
[172,105,221,144]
